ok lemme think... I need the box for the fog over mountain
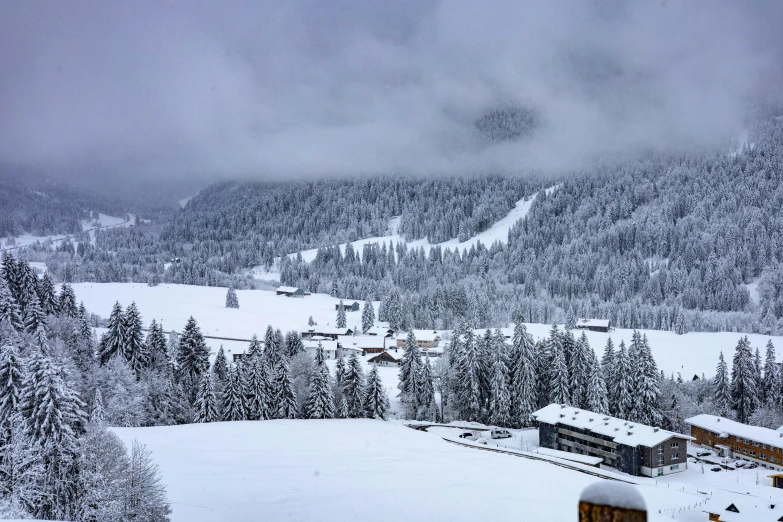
[1,0,781,182]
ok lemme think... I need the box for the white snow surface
[69,283,783,380]
[580,482,647,511]
[290,185,559,263]
[111,419,698,522]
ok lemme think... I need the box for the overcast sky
[1,0,781,183]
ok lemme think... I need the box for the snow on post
[578,482,647,522]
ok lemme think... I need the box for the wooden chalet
[335,301,361,312]
[574,318,611,333]
[276,286,305,297]
[368,350,401,367]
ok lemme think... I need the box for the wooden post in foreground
[579,482,647,522]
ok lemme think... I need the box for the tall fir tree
[176,316,210,395]
[731,336,759,423]
[342,352,365,418]
[418,356,436,421]
[275,360,297,419]
[612,340,634,418]
[361,299,375,333]
[762,340,780,406]
[600,337,615,387]
[97,302,125,365]
[363,364,389,420]
[336,300,347,329]
[123,302,147,375]
[194,373,219,423]
[306,345,334,419]
[145,319,169,371]
[245,357,270,421]
[585,351,609,414]
[510,323,536,427]
[225,287,239,309]
[221,364,246,422]
[36,273,59,316]
[213,346,229,383]
[58,283,78,318]
[569,332,591,409]
[398,331,423,419]
[0,343,23,430]
[630,333,662,426]
[713,351,731,417]
[247,335,263,358]
[0,280,23,332]
[488,330,510,426]
[548,339,570,405]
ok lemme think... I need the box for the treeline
[0,255,170,520]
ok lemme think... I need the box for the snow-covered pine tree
[337,396,349,418]
[488,330,510,427]
[176,316,210,395]
[713,351,731,417]
[631,334,662,426]
[245,356,270,421]
[762,340,780,406]
[75,419,128,522]
[754,347,763,399]
[398,330,423,419]
[90,389,105,424]
[284,331,305,357]
[331,281,338,298]
[612,340,633,419]
[306,345,334,419]
[19,351,86,454]
[510,323,536,427]
[0,280,23,332]
[585,351,609,414]
[247,334,263,358]
[213,346,229,383]
[123,302,148,374]
[221,364,246,422]
[194,373,219,423]
[97,302,125,365]
[275,359,297,419]
[145,319,169,371]
[36,272,59,316]
[548,338,570,405]
[335,353,346,387]
[22,293,45,336]
[225,287,239,309]
[362,299,375,333]
[363,364,389,420]
[0,421,45,517]
[336,300,347,328]
[570,332,591,409]
[731,336,759,423]
[0,344,23,431]
[58,283,78,318]
[419,356,436,421]
[386,288,403,331]
[342,352,365,418]
[565,306,577,330]
[600,337,615,388]
[674,309,688,335]
[308,315,315,327]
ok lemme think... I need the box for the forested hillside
[17,116,783,334]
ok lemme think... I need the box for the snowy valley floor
[111,419,731,522]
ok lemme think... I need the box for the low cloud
[0,0,781,181]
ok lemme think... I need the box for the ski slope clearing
[112,420,700,522]
[291,185,559,263]
[70,282,783,380]
[0,212,134,251]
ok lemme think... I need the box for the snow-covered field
[112,419,710,522]
[69,283,783,380]
[0,212,134,251]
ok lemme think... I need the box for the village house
[335,301,361,312]
[275,286,305,297]
[701,490,783,521]
[301,326,353,340]
[366,322,395,338]
[686,414,783,471]
[336,335,390,356]
[533,404,693,477]
[302,339,337,360]
[368,350,401,367]
[574,318,611,333]
[396,330,441,349]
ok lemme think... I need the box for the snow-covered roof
[366,325,394,336]
[686,414,783,448]
[303,326,352,335]
[533,404,693,448]
[276,286,302,293]
[701,491,783,522]
[369,350,401,362]
[337,335,389,349]
[397,330,441,342]
[576,318,610,328]
[536,447,603,466]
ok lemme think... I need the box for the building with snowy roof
[302,339,337,360]
[701,490,783,521]
[336,335,390,355]
[574,318,611,333]
[367,350,401,367]
[335,300,361,312]
[301,326,353,340]
[686,414,783,471]
[532,404,693,477]
[275,286,305,297]
[395,330,441,349]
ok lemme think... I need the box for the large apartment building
[532,404,693,477]
[686,414,783,471]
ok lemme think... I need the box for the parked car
[710,466,722,472]
[735,461,747,468]
[490,428,512,439]
[696,451,712,457]
[458,432,473,439]
[748,463,758,469]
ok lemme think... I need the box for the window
[670,464,679,471]
[671,441,680,448]
[672,453,680,460]
[658,456,664,466]
[753,441,759,447]
[736,446,741,451]
[761,453,766,459]
[763,444,767,449]
[751,451,757,456]
[657,445,663,455]
[707,439,712,445]
[743,449,747,454]
[657,467,663,476]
